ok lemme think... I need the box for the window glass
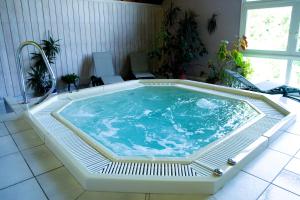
[247,57,287,83]
[245,6,292,51]
[290,61,300,87]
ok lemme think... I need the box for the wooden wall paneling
[117,4,124,74]
[54,0,67,76]
[113,3,119,71]
[92,0,98,52]
[14,0,29,74]
[66,0,76,75]
[71,0,81,77]
[0,55,6,97]
[61,0,72,75]
[0,0,162,97]
[0,0,19,96]
[48,0,62,79]
[0,22,11,96]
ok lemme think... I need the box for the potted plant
[27,35,60,96]
[149,1,180,78]
[176,10,207,78]
[61,73,79,92]
[150,2,207,79]
[207,36,253,84]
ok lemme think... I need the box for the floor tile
[149,193,213,200]
[285,120,300,135]
[0,122,9,137]
[213,172,269,200]
[285,158,300,175]
[269,132,300,156]
[0,178,47,200]
[0,153,32,189]
[12,129,43,150]
[243,149,290,182]
[0,100,6,114]
[22,145,62,176]
[4,119,31,134]
[0,113,21,122]
[257,184,300,200]
[77,191,146,200]
[273,170,300,195]
[0,135,19,157]
[37,167,84,200]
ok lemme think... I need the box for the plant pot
[179,73,186,79]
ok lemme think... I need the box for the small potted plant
[61,73,79,92]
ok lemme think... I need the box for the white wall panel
[0,0,162,97]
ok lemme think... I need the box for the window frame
[240,0,300,84]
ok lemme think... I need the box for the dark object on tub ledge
[90,75,104,87]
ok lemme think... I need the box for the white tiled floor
[243,149,290,182]
[257,184,300,200]
[0,123,9,137]
[214,172,269,200]
[0,153,33,189]
[22,145,62,176]
[285,119,300,136]
[77,191,147,200]
[0,135,19,157]
[269,133,300,156]
[148,193,212,200]
[0,100,6,114]
[273,170,300,195]
[285,158,300,176]
[4,119,32,134]
[0,178,47,200]
[0,96,299,199]
[37,167,84,200]
[11,129,43,150]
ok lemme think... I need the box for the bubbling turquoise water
[59,86,259,158]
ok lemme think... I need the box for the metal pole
[16,41,57,105]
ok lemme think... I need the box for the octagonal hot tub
[53,85,262,163]
[25,79,295,194]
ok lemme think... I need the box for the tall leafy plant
[150,2,207,78]
[150,1,180,78]
[27,35,60,96]
[176,10,207,76]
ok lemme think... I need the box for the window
[240,0,300,87]
[246,57,287,83]
[245,6,292,51]
[290,61,300,87]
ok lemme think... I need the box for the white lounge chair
[92,52,124,85]
[129,52,155,79]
